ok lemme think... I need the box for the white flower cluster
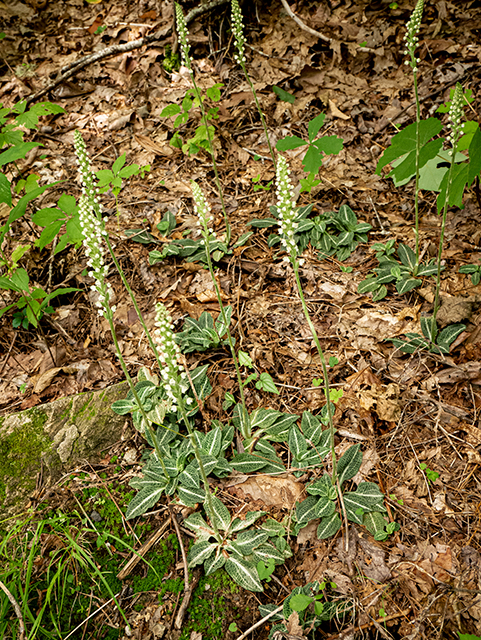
[403,0,423,72]
[191,181,216,245]
[175,3,192,71]
[276,155,301,264]
[153,303,192,412]
[447,83,464,152]
[74,131,114,317]
[231,0,246,65]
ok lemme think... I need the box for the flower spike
[276,155,300,263]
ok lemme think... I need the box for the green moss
[180,569,239,640]
[0,409,50,506]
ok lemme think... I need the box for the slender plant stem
[188,73,231,244]
[240,62,276,168]
[178,401,220,540]
[105,310,167,475]
[413,68,421,266]
[432,154,457,329]
[104,236,162,371]
[292,261,337,482]
[203,240,248,435]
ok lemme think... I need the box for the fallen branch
[26,0,229,105]
[0,581,25,640]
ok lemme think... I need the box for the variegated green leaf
[317,512,341,539]
[314,496,336,519]
[266,412,299,438]
[190,364,212,399]
[209,495,232,531]
[187,541,217,568]
[225,555,263,592]
[301,411,323,446]
[297,448,329,470]
[363,511,389,537]
[129,476,167,491]
[249,408,284,432]
[178,465,200,489]
[307,474,337,499]
[177,484,206,506]
[235,530,269,555]
[230,453,267,473]
[212,457,233,477]
[252,543,287,565]
[126,486,166,519]
[203,426,222,457]
[163,457,180,478]
[165,477,178,496]
[231,510,265,533]
[254,439,278,459]
[337,444,362,486]
[261,519,285,537]
[296,495,319,527]
[288,424,308,459]
[184,512,214,542]
[204,549,226,575]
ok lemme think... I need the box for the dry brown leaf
[234,474,304,509]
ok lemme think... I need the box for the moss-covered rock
[0,381,129,519]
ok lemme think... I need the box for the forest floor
[1,0,481,639]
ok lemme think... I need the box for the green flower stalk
[403,0,424,265]
[191,181,248,434]
[74,131,167,471]
[276,155,336,480]
[153,300,220,538]
[231,0,276,167]
[432,82,465,331]
[175,3,231,243]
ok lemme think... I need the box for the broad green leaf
[288,425,308,459]
[276,136,307,151]
[314,496,336,519]
[397,243,416,270]
[225,555,263,592]
[296,495,318,527]
[308,113,326,142]
[468,126,481,185]
[34,221,63,250]
[0,173,11,206]
[337,444,362,486]
[206,83,223,102]
[437,323,466,348]
[203,426,222,457]
[126,485,166,519]
[358,277,381,294]
[376,118,443,174]
[317,512,341,539]
[119,164,139,179]
[112,153,126,174]
[187,541,217,567]
[256,372,280,394]
[302,144,323,175]
[301,411,323,446]
[177,484,205,506]
[261,519,285,537]
[272,85,295,104]
[290,593,313,612]
[231,510,265,533]
[0,142,40,167]
[314,135,343,156]
[0,183,54,246]
[209,495,231,531]
[235,530,269,555]
[252,542,288,565]
[363,511,389,537]
[396,277,422,295]
[389,138,443,183]
[230,453,267,473]
[11,268,29,292]
[308,474,337,499]
[111,399,134,415]
[161,104,181,117]
[204,549,226,575]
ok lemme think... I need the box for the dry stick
[26,0,229,105]
[170,506,194,630]
[235,604,284,640]
[0,581,25,640]
[279,0,376,52]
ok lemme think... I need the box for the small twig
[116,518,170,580]
[0,331,17,377]
[279,0,331,42]
[63,592,122,640]
[0,581,25,640]
[170,505,193,630]
[235,604,284,640]
[26,0,230,105]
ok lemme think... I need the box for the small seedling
[420,463,439,484]
[228,622,238,632]
[257,558,275,582]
